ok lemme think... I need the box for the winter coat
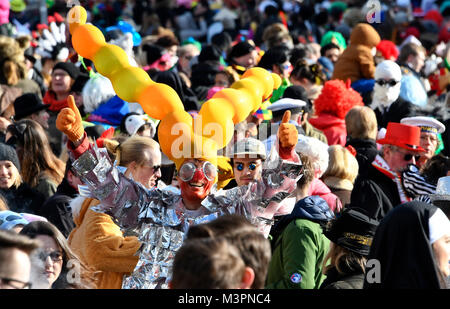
[35,174,59,201]
[309,113,347,146]
[39,178,78,238]
[266,196,333,289]
[320,264,365,289]
[350,163,401,221]
[346,138,379,171]
[308,178,342,213]
[68,196,141,289]
[302,120,328,145]
[332,24,381,83]
[0,183,46,214]
[373,97,418,129]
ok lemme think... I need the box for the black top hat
[324,208,379,256]
[13,93,49,120]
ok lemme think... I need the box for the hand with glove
[56,95,85,146]
[277,110,298,159]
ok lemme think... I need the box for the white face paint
[372,81,401,108]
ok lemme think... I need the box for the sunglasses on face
[375,79,399,87]
[236,162,260,172]
[394,149,420,162]
[178,161,217,182]
[0,277,32,289]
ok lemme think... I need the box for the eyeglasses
[178,161,217,182]
[375,79,400,87]
[151,165,161,173]
[393,148,420,162]
[0,277,32,289]
[236,162,261,172]
[35,250,63,263]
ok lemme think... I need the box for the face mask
[372,82,401,107]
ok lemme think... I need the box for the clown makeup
[372,78,401,108]
[178,159,217,209]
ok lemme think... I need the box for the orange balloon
[72,24,106,60]
[271,73,282,90]
[198,98,235,149]
[138,83,184,120]
[242,67,274,99]
[67,6,87,34]
[158,110,193,163]
[212,88,253,124]
[231,78,264,112]
[93,45,130,77]
[110,66,152,103]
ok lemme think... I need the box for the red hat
[377,122,425,152]
[376,40,399,61]
[424,9,443,27]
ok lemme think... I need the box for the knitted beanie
[0,143,20,172]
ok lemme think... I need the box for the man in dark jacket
[350,122,426,221]
[39,159,81,237]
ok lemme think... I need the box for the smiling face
[0,160,19,189]
[29,235,63,289]
[51,69,72,97]
[178,159,216,208]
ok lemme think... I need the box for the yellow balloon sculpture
[67,5,280,175]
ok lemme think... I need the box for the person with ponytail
[290,59,327,102]
[67,135,161,289]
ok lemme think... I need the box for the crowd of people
[0,0,449,291]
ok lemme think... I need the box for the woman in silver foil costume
[56,97,303,289]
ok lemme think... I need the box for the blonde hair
[322,242,367,275]
[345,106,378,140]
[323,145,359,185]
[104,135,160,167]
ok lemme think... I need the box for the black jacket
[320,264,365,289]
[349,164,401,221]
[346,138,379,172]
[0,183,46,214]
[374,97,418,129]
[39,178,77,238]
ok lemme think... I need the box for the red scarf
[43,91,69,112]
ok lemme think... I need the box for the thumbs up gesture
[277,110,298,150]
[56,95,84,143]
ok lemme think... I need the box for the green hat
[181,37,202,52]
[320,31,347,50]
[10,0,26,12]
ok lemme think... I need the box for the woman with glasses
[20,221,95,289]
[68,135,161,289]
[7,119,65,201]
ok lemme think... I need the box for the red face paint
[180,168,215,203]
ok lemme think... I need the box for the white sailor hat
[400,116,446,134]
[267,98,307,118]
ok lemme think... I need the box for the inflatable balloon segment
[67,6,281,171]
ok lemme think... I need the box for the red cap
[377,122,425,152]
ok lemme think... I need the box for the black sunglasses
[152,165,161,173]
[402,153,421,162]
[375,79,399,87]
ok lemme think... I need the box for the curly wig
[313,79,364,119]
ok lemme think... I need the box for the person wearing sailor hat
[262,97,307,155]
[401,116,446,167]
